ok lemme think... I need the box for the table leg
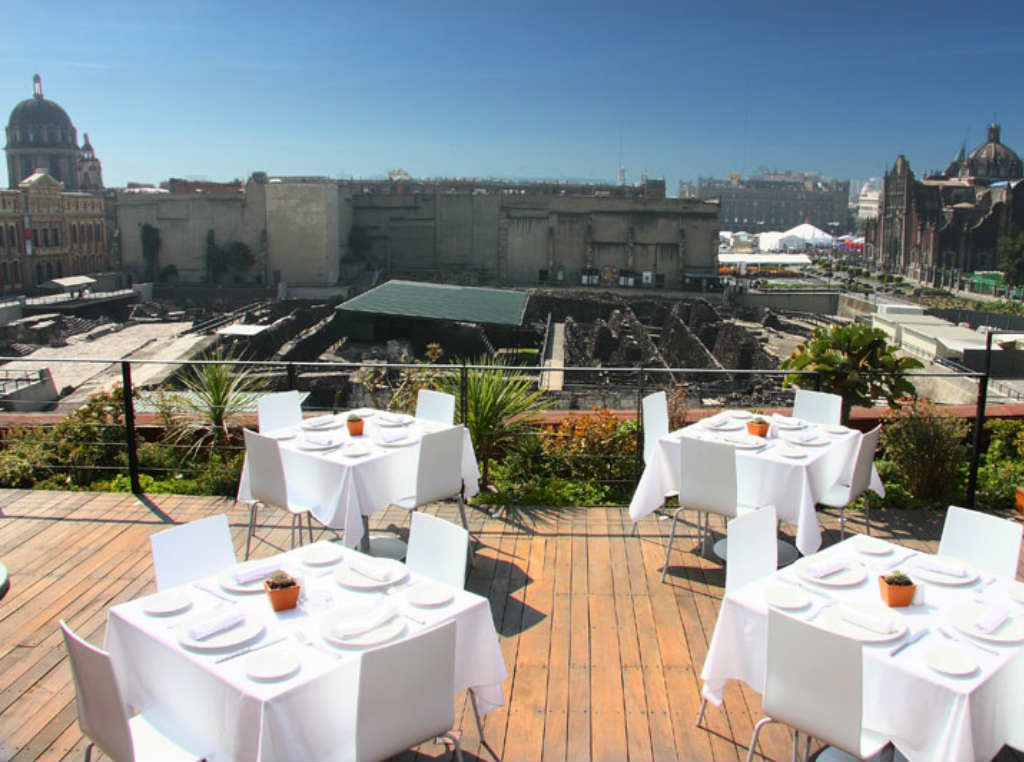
[360,515,370,553]
[469,689,500,762]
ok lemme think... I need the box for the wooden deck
[1,490,1022,762]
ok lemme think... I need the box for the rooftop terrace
[1,490,1022,761]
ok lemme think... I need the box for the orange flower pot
[346,419,364,436]
[878,576,915,607]
[746,420,769,437]
[264,580,301,611]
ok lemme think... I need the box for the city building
[856,179,881,220]
[865,124,1024,283]
[689,169,851,234]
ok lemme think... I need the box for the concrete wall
[961,347,1024,378]
[265,181,344,285]
[0,368,57,411]
[737,290,839,313]
[838,293,875,319]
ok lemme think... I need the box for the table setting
[106,541,507,762]
[236,410,480,549]
[630,408,880,555]
[701,535,1024,761]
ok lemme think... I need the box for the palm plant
[440,355,550,486]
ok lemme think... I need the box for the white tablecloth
[700,537,1024,762]
[106,542,507,762]
[629,415,882,555]
[237,415,480,549]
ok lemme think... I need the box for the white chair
[696,505,778,727]
[661,438,756,582]
[642,391,669,464]
[355,620,462,762]
[820,425,881,540]
[366,426,473,562]
[415,389,456,425]
[746,609,888,762]
[406,512,469,589]
[257,390,302,433]
[939,505,1024,579]
[149,514,235,591]
[793,388,843,425]
[243,429,318,560]
[60,620,205,762]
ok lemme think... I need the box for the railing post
[286,363,297,391]
[636,366,645,486]
[460,361,468,425]
[814,370,822,391]
[121,360,142,495]
[966,332,992,507]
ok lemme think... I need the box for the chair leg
[245,502,258,560]
[839,504,846,541]
[83,741,94,762]
[793,730,800,762]
[439,731,464,762]
[457,495,477,567]
[864,494,871,537]
[696,697,708,726]
[661,506,685,583]
[307,511,314,544]
[631,521,638,536]
[804,733,812,762]
[746,716,776,762]
[469,689,500,762]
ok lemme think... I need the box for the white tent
[757,231,806,252]
[783,223,834,247]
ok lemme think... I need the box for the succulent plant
[883,570,913,586]
[266,570,296,589]
[347,413,362,422]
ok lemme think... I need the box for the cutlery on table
[214,635,288,664]
[936,625,1000,656]
[294,630,341,659]
[889,627,929,657]
[192,582,237,604]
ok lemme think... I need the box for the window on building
[32,229,38,248]
[52,228,59,246]
[1,262,7,283]
[45,262,52,279]
[71,225,76,243]
[8,227,14,248]
[42,229,50,247]
[56,262,62,277]
[87,225,93,242]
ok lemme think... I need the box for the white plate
[1009,581,1024,604]
[143,590,193,616]
[349,408,377,418]
[178,618,265,652]
[705,419,745,431]
[342,443,370,457]
[853,536,893,555]
[302,543,345,566]
[219,570,273,594]
[763,586,811,610]
[265,430,297,441]
[780,431,830,447]
[376,414,413,427]
[375,434,420,448]
[776,444,808,459]
[321,609,407,648]
[909,558,979,586]
[406,582,455,608]
[823,425,850,436]
[821,603,907,643]
[726,409,753,419]
[301,417,342,431]
[334,558,408,590]
[296,437,342,451]
[724,434,766,449]
[796,559,867,587]
[246,648,302,682]
[949,602,1024,644]
[925,645,978,677]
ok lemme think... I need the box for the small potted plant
[878,569,916,607]
[746,416,769,437]
[346,413,364,436]
[264,570,300,611]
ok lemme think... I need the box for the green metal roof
[337,280,529,327]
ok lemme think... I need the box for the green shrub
[974,458,1024,510]
[0,446,44,488]
[880,400,968,503]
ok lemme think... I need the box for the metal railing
[0,354,997,507]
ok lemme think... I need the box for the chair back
[725,505,777,594]
[415,389,456,425]
[792,389,843,425]
[257,390,302,433]
[406,512,469,589]
[847,424,881,494]
[355,620,457,762]
[939,505,1024,579]
[60,620,135,762]
[642,391,669,464]
[406,426,464,507]
[763,609,865,758]
[243,429,290,509]
[150,514,235,591]
[679,437,737,519]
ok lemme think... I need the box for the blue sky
[3,0,1023,192]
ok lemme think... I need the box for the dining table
[236,410,480,550]
[105,540,508,762]
[629,410,884,556]
[700,535,1024,762]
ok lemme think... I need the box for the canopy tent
[718,253,811,267]
[757,231,806,252]
[782,223,834,247]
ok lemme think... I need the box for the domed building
[945,124,1023,184]
[4,74,103,191]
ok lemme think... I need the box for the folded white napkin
[347,555,394,582]
[772,413,800,425]
[232,561,279,585]
[375,428,407,444]
[379,412,409,425]
[838,605,895,634]
[915,557,968,577]
[304,415,336,429]
[805,557,847,578]
[304,433,337,447]
[332,601,398,638]
[188,610,245,640]
[974,606,1009,634]
[791,429,817,443]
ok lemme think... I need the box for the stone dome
[5,75,76,149]
[965,124,1022,182]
